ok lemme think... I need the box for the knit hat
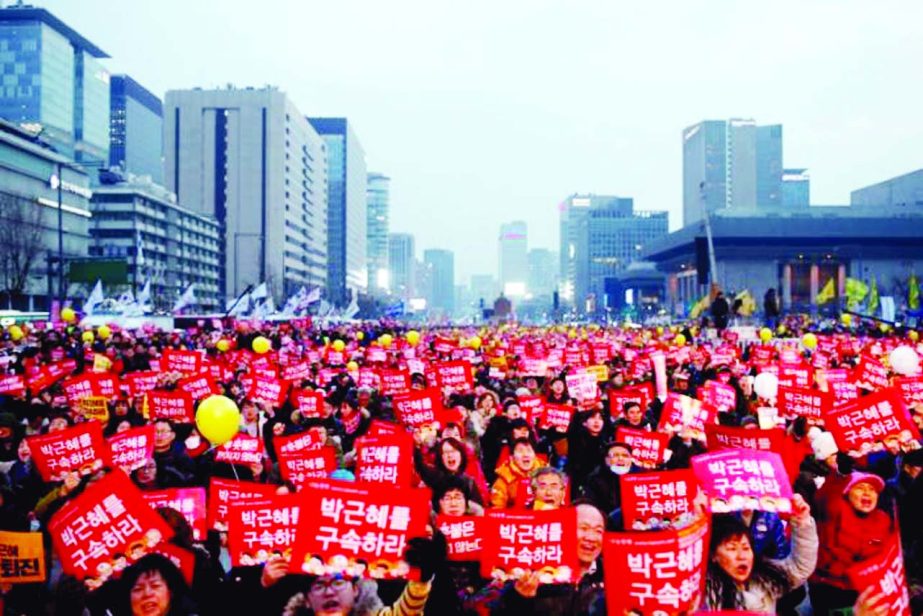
[843,472,885,495]
[808,427,839,460]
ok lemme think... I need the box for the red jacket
[812,498,894,589]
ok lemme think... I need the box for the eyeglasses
[309,576,352,594]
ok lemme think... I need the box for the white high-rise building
[498,221,528,297]
[163,86,327,303]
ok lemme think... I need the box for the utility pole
[699,181,719,290]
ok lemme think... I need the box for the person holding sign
[702,494,818,612]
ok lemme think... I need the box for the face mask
[610,464,631,475]
[185,435,201,450]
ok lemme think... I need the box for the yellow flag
[816,278,836,305]
[868,277,879,314]
[845,278,869,310]
[734,290,757,316]
[911,274,920,310]
[689,295,710,319]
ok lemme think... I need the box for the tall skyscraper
[528,248,558,298]
[682,119,784,225]
[388,233,415,300]
[498,221,528,297]
[366,172,390,294]
[163,86,328,303]
[423,249,455,315]
[0,5,110,165]
[783,168,810,207]
[109,75,162,183]
[307,118,367,305]
[559,194,668,313]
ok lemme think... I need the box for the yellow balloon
[61,307,76,323]
[356,331,365,341]
[656,326,664,336]
[880,323,890,334]
[841,313,852,327]
[802,333,818,350]
[674,333,687,347]
[216,339,230,353]
[8,325,23,341]
[252,336,271,354]
[910,330,920,342]
[332,339,346,352]
[379,333,393,348]
[195,395,240,446]
[776,324,787,335]
[81,330,95,344]
[759,327,773,343]
[406,330,420,346]
[468,335,482,350]
[346,361,359,372]
[97,324,111,340]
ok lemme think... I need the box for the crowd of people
[0,311,921,615]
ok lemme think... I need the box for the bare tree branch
[0,192,47,298]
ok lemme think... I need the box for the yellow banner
[92,354,112,373]
[586,365,609,382]
[77,396,110,423]
[0,531,46,584]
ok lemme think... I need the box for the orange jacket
[489,458,546,508]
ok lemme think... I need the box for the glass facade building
[366,172,390,294]
[109,75,163,183]
[307,117,368,305]
[0,7,109,165]
[498,221,528,297]
[388,232,415,301]
[423,249,455,315]
[782,168,810,207]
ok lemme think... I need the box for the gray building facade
[164,86,328,304]
[109,75,162,183]
[851,169,923,209]
[388,232,415,301]
[366,172,390,295]
[423,249,454,316]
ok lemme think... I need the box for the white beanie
[810,429,839,460]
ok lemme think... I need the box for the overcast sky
[38,0,923,282]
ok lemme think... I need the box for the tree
[0,192,46,307]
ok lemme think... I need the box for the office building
[528,248,558,298]
[109,75,162,183]
[470,274,499,306]
[782,168,810,207]
[851,169,923,208]
[164,86,328,303]
[559,194,668,314]
[90,175,221,312]
[683,119,790,225]
[307,117,367,305]
[388,232,415,301]
[0,119,91,310]
[643,205,923,316]
[366,172,390,294]
[423,249,454,315]
[498,221,528,297]
[0,5,110,166]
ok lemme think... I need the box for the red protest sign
[206,477,279,531]
[433,360,473,392]
[609,383,653,418]
[227,493,302,566]
[176,373,219,402]
[831,380,860,406]
[847,537,911,616]
[27,422,108,481]
[290,388,326,418]
[278,445,338,489]
[777,385,831,421]
[248,376,287,408]
[823,387,920,456]
[146,390,194,423]
[603,515,709,616]
[48,470,174,580]
[436,515,484,562]
[161,349,202,375]
[540,403,576,433]
[620,470,698,531]
[854,355,890,390]
[565,371,599,405]
[281,361,312,383]
[289,479,430,578]
[379,369,410,396]
[896,376,923,407]
[691,449,793,514]
[124,371,160,397]
[517,395,544,424]
[215,433,264,466]
[659,394,718,442]
[274,429,324,456]
[142,488,207,541]
[778,363,814,389]
[106,425,154,473]
[705,425,784,452]
[0,375,25,395]
[699,380,737,413]
[62,373,120,405]
[480,509,578,583]
[616,427,669,469]
[27,359,76,394]
[392,388,443,429]
[354,433,413,486]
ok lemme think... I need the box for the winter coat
[703,515,818,612]
[490,561,605,616]
[282,579,431,616]
[812,500,894,590]
[735,511,790,559]
[581,465,624,516]
[489,458,545,509]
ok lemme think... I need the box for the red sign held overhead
[823,387,920,456]
[206,478,279,532]
[146,390,195,423]
[290,389,326,418]
[142,488,207,541]
[659,394,717,442]
[27,422,108,482]
[691,449,793,514]
[226,493,302,566]
[777,385,831,421]
[436,515,484,562]
[480,509,578,583]
[215,433,264,466]
[392,388,443,430]
[106,425,154,474]
[354,432,413,487]
[620,470,698,531]
[616,427,669,469]
[278,445,338,489]
[161,349,203,375]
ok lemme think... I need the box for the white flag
[250,282,268,301]
[227,292,251,317]
[84,280,104,316]
[344,295,359,319]
[172,283,197,314]
[136,231,145,268]
[305,286,321,305]
[136,279,151,308]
